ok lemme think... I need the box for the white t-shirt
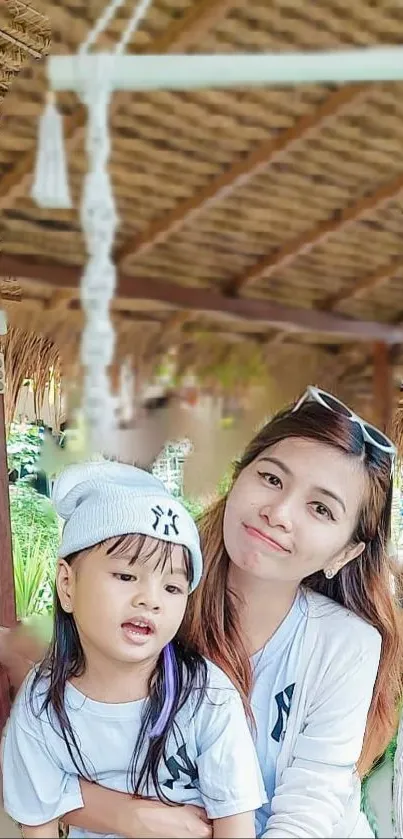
[2,660,267,838]
[251,591,307,837]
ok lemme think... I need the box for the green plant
[12,531,55,619]
[181,496,206,520]
[10,484,59,553]
[9,484,59,619]
[7,422,42,478]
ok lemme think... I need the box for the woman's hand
[119,799,212,839]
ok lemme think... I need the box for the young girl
[1,460,266,839]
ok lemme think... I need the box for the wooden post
[0,361,16,732]
[373,342,393,433]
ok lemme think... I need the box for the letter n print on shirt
[163,743,199,790]
[271,683,295,743]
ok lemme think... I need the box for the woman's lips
[243,524,290,553]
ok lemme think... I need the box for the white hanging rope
[117,0,154,54]
[79,0,126,54]
[79,0,153,55]
[54,0,154,448]
[76,0,156,447]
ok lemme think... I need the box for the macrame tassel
[31,92,72,209]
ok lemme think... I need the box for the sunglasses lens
[363,424,392,449]
[319,392,352,417]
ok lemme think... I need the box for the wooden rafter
[117,84,368,267]
[1,254,403,343]
[268,254,403,350]
[0,0,236,213]
[0,387,16,731]
[321,256,403,311]
[226,171,403,296]
[373,342,393,432]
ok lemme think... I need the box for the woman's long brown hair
[182,400,403,776]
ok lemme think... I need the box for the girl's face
[223,437,367,587]
[56,536,189,668]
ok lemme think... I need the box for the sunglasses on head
[292,386,396,459]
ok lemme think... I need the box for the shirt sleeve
[194,685,267,819]
[1,706,83,826]
[262,628,382,838]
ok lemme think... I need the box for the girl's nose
[132,584,161,612]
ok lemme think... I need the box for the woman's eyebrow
[313,486,346,514]
[257,456,292,476]
[257,456,346,513]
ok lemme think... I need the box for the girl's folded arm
[213,811,256,838]
[21,819,59,838]
[64,780,212,839]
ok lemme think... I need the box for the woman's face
[223,437,367,586]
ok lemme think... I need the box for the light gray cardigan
[262,590,382,838]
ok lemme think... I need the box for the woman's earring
[324,568,335,579]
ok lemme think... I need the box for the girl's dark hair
[30,534,208,803]
[182,398,403,776]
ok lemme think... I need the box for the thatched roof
[1,0,403,422]
[0,1,50,96]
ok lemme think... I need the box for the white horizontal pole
[48,47,403,92]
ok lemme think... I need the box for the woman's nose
[260,498,293,532]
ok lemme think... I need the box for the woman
[1,386,402,838]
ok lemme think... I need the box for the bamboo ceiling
[1,0,403,416]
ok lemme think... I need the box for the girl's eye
[311,503,334,521]
[258,471,282,488]
[165,584,185,595]
[113,573,137,582]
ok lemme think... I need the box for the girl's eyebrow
[165,564,188,579]
[107,552,189,577]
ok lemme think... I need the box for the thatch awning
[0,0,403,424]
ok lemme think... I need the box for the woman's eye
[258,471,282,488]
[113,573,137,582]
[312,503,334,521]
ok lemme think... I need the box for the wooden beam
[140,0,244,53]
[44,289,75,311]
[226,171,403,295]
[2,254,403,343]
[117,84,367,267]
[0,0,234,213]
[0,384,16,732]
[373,342,393,433]
[321,256,403,311]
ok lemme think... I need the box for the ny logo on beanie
[151,505,180,537]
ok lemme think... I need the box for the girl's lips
[121,619,156,644]
[243,524,290,553]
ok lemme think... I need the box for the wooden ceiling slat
[322,256,403,311]
[117,84,368,267]
[225,170,403,295]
